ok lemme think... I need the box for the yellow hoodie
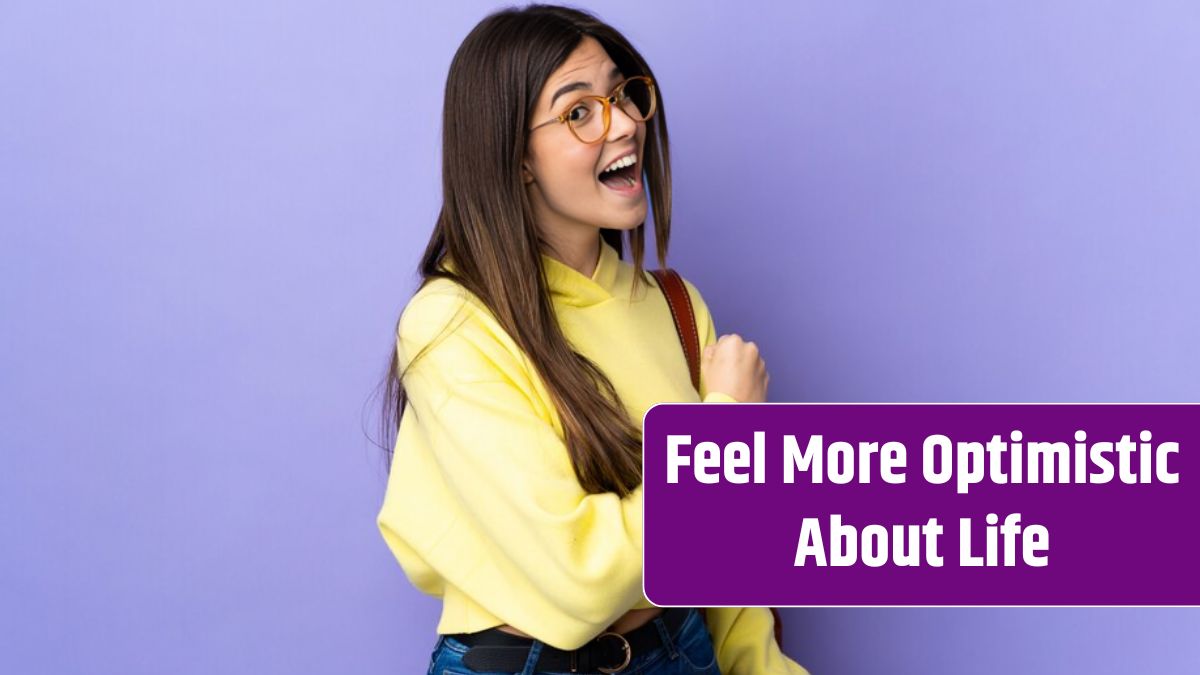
[377,238,810,674]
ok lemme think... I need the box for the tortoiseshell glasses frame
[529,76,657,144]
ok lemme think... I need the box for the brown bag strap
[649,268,701,392]
[652,269,786,650]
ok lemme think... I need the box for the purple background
[2,1,1198,674]
[645,404,1199,605]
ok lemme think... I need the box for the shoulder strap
[649,268,701,392]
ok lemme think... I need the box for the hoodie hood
[437,238,623,309]
[540,238,620,308]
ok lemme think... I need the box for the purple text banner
[642,403,1197,606]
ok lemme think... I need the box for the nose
[605,99,639,142]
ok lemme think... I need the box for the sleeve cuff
[702,391,739,404]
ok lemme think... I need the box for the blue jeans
[426,608,721,675]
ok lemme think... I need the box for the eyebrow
[549,65,623,110]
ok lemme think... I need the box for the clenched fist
[700,333,770,403]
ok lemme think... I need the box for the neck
[542,228,602,278]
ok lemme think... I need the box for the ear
[521,161,535,185]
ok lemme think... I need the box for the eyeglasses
[529,76,657,144]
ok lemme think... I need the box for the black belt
[447,606,693,674]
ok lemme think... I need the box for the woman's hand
[701,333,770,403]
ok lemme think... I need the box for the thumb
[702,344,716,360]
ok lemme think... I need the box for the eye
[567,103,592,123]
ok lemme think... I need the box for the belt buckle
[595,631,632,673]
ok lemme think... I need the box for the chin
[604,216,647,232]
[606,202,649,231]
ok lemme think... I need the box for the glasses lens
[618,78,655,121]
[567,98,608,143]
[565,79,656,143]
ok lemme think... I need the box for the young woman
[377,5,808,674]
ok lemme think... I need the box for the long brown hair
[374,4,672,498]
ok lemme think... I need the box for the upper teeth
[602,154,636,174]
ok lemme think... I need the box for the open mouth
[598,161,639,189]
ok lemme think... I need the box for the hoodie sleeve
[375,287,739,652]
[705,607,812,675]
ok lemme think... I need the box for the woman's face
[522,36,648,242]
